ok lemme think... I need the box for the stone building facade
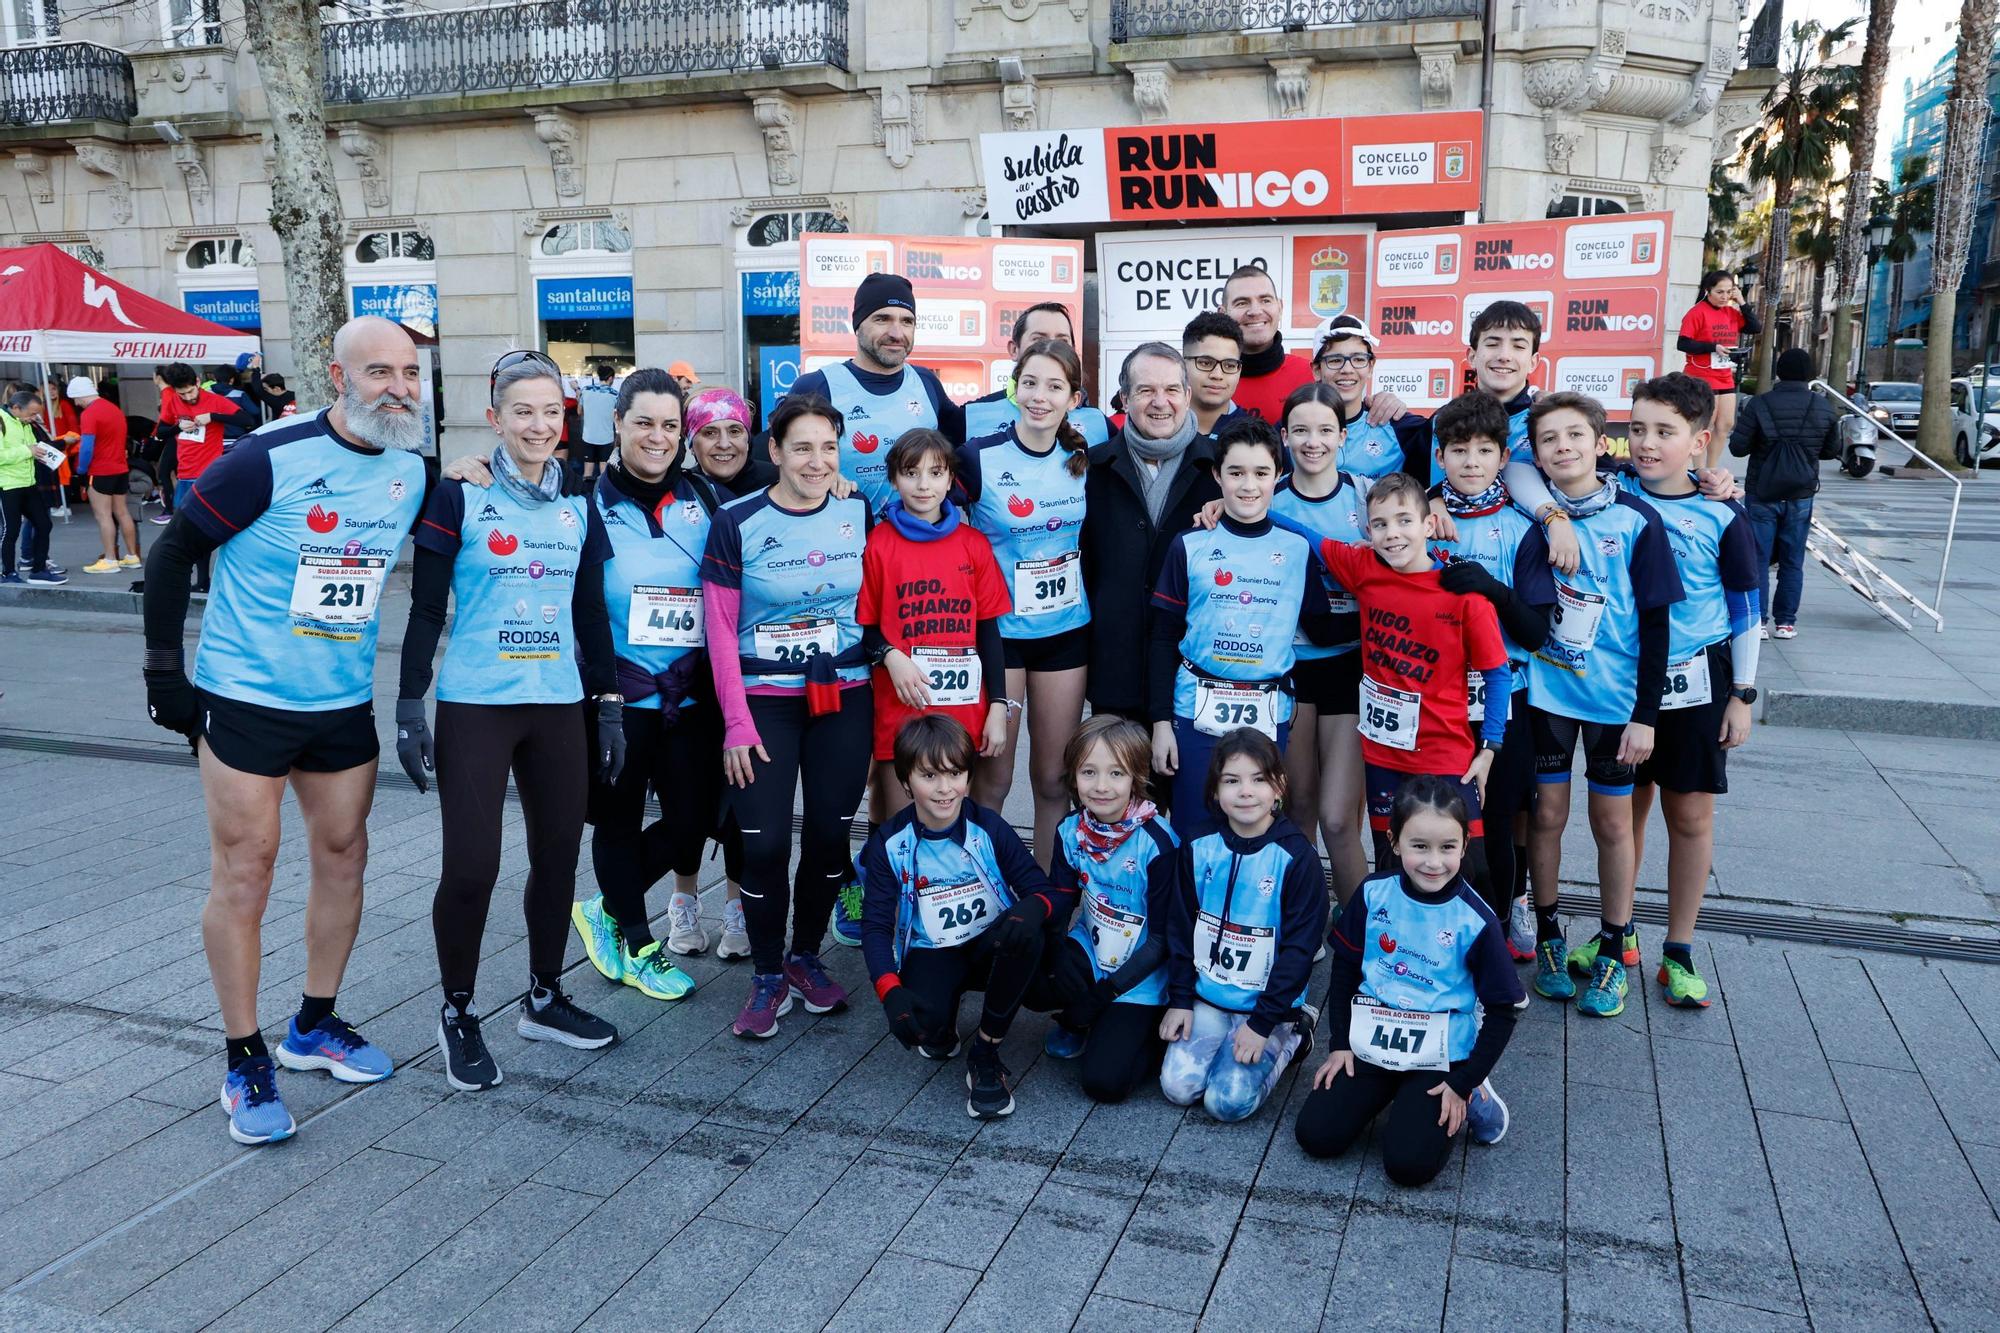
[2,0,1753,458]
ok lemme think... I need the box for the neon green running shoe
[1534,937,1575,1000]
[1576,957,1628,1018]
[829,881,864,947]
[1656,956,1711,1008]
[625,941,695,1002]
[572,895,625,984]
[1566,929,1640,976]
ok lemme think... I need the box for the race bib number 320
[911,646,980,707]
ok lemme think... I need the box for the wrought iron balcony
[323,0,848,105]
[0,42,137,129]
[1111,0,1481,42]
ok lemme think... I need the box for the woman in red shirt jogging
[1677,271,1760,451]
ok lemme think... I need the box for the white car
[1860,381,1990,465]
[1949,378,2000,467]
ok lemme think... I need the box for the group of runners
[141,260,1761,1191]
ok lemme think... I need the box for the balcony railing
[323,0,848,105]
[0,41,137,128]
[1111,0,1481,42]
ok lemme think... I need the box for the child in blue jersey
[1272,382,1373,901]
[1160,731,1328,1122]
[1427,390,1557,953]
[1294,776,1523,1184]
[962,338,1094,867]
[856,716,1069,1119]
[1025,716,1180,1103]
[1510,393,1685,1019]
[1151,418,1340,838]
[1308,315,1432,481]
[1614,374,1761,1008]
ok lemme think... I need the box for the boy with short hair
[1309,315,1433,481]
[1515,392,1685,1018]
[1182,311,1248,442]
[1610,373,1760,1007]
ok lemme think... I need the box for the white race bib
[1193,911,1275,991]
[1359,676,1420,751]
[917,877,1000,948]
[288,554,387,629]
[31,442,64,472]
[1709,351,1734,372]
[1084,894,1144,971]
[1659,653,1714,711]
[176,417,205,443]
[1193,678,1280,740]
[752,617,837,664]
[1465,668,1487,723]
[628,584,702,648]
[1349,999,1451,1072]
[912,646,980,707]
[1549,580,1607,656]
[1011,551,1081,617]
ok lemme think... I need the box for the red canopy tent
[0,242,260,365]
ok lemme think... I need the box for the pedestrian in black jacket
[1728,348,1840,638]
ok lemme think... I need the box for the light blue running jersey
[880,814,1019,960]
[1060,813,1177,1007]
[1524,490,1685,725]
[1272,474,1367,660]
[1188,829,1314,1013]
[960,427,1089,639]
[1348,870,1500,1063]
[1428,395,1533,484]
[964,394,1111,449]
[189,412,425,711]
[1340,419,1403,480]
[577,381,618,447]
[596,474,712,711]
[433,482,601,705]
[818,361,940,515]
[702,490,870,690]
[1613,475,1758,661]
[1162,519,1316,725]
[1431,495,1550,693]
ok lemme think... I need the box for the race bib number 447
[1350,999,1450,1072]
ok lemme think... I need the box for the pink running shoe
[783,953,849,1014]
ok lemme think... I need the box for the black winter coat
[1728,381,1840,502]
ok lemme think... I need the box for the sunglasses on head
[489,348,561,391]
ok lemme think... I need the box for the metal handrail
[1809,379,1962,633]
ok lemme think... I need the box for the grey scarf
[491,442,562,507]
[1123,412,1198,525]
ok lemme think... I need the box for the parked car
[1860,381,1983,463]
[1949,377,2000,467]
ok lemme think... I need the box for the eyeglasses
[1190,356,1242,375]
[489,347,561,391]
[1315,353,1375,370]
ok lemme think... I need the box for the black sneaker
[518,987,617,1049]
[965,1037,1015,1119]
[918,1031,962,1061]
[439,1008,502,1091]
[1290,1002,1321,1071]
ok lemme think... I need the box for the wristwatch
[1480,739,1504,755]
[1729,685,1757,704]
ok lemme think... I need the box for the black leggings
[1479,696,1537,919]
[1025,934,1164,1103]
[590,700,739,949]
[432,701,588,1001]
[1294,1057,1474,1187]
[725,687,871,973]
[0,484,50,575]
[900,925,1044,1046]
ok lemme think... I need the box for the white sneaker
[665,893,708,956]
[1758,621,1771,640]
[715,898,751,961]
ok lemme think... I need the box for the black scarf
[1242,334,1290,379]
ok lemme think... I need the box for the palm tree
[1705,161,1748,268]
[1919,0,2000,469]
[1826,0,1898,390]
[1792,191,1840,370]
[1876,156,1937,372]
[1741,17,1862,390]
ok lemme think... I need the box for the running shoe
[1506,896,1536,962]
[1758,621,1771,640]
[0,573,22,585]
[83,558,121,575]
[149,512,171,525]
[829,881,864,947]
[1044,1024,1086,1060]
[966,1038,1016,1119]
[119,554,142,569]
[1656,955,1712,1008]
[665,893,708,956]
[783,952,848,1014]
[1292,1002,1320,1071]
[24,567,68,584]
[716,899,751,961]
[518,987,617,1049]
[624,941,695,1002]
[1566,929,1640,974]
[733,972,793,1039]
[1533,937,1575,1001]
[1466,1080,1510,1145]
[571,895,625,984]
[919,1033,963,1061]
[219,1056,295,1145]
[439,1008,502,1090]
[1576,957,1628,1018]
[276,1012,393,1083]
[1774,624,1798,640]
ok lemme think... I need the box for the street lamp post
[1855,211,1894,394]
[1736,257,1760,387]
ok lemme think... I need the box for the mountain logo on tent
[82,273,139,329]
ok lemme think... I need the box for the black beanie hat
[1775,348,1815,382]
[853,272,916,330]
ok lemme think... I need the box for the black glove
[1061,976,1120,1032]
[1439,558,1506,602]
[394,698,434,793]
[880,984,922,1049]
[595,697,626,785]
[143,662,200,743]
[991,893,1051,959]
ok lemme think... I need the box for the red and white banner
[0,243,260,364]
[981,112,1482,228]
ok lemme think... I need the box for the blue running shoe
[1044,1024,1086,1060]
[1576,957,1628,1018]
[220,1057,296,1145]
[1466,1079,1510,1145]
[829,881,864,948]
[572,895,626,983]
[276,1012,393,1083]
[1533,937,1575,1001]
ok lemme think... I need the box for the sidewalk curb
[0,584,144,615]
[1762,687,2000,742]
